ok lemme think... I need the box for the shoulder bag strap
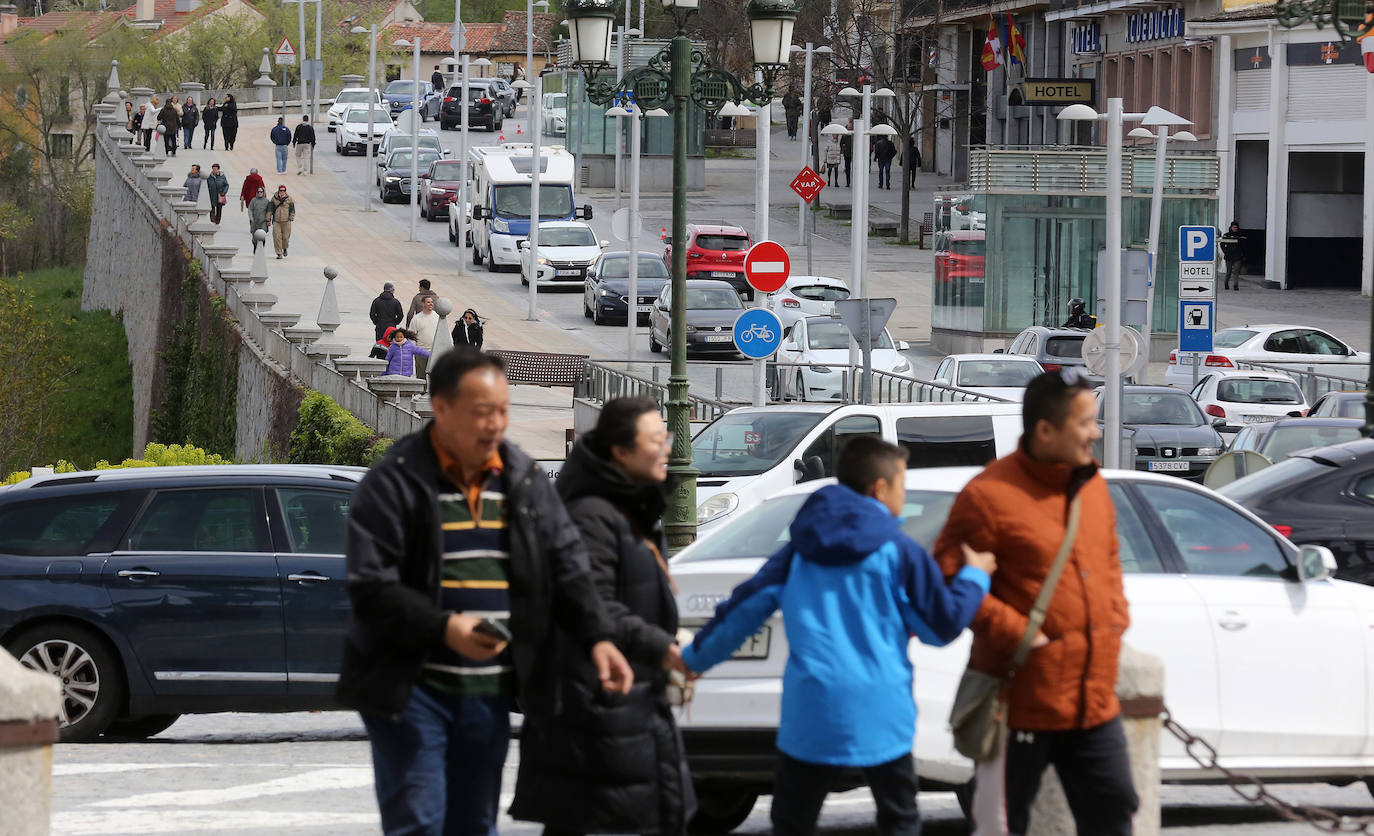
[1007,494,1083,677]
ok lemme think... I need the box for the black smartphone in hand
[472,619,512,643]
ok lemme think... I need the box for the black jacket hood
[558,433,666,536]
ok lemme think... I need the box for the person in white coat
[408,295,441,379]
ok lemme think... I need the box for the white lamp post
[396,38,421,243]
[352,25,379,213]
[608,100,668,360]
[527,0,549,122]
[513,76,543,320]
[1058,99,1190,466]
[462,57,492,273]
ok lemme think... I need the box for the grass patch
[16,266,133,468]
[884,239,925,246]
[705,147,753,159]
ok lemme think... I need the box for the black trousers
[842,156,852,187]
[1003,715,1138,836]
[772,752,920,836]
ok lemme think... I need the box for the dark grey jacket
[336,428,615,717]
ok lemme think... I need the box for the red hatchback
[665,223,753,298]
[419,158,467,221]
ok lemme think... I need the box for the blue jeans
[361,686,511,836]
[877,160,892,189]
[274,143,289,173]
[183,126,194,148]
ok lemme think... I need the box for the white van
[691,402,1023,535]
[468,143,591,270]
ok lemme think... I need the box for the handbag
[949,495,1083,762]
[217,193,226,205]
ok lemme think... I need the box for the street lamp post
[608,98,669,360]
[1128,120,1196,374]
[566,0,797,549]
[396,38,422,243]
[351,25,379,213]
[790,43,831,251]
[527,0,550,130]
[514,76,543,320]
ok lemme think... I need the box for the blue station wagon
[0,465,364,741]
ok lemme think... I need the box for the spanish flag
[1005,13,1027,67]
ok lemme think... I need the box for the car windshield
[540,227,597,247]
[1219,455,1337,503]
[388,136,441,151]
[336,90,374,104]
[546,93,567,108]
[951,238,986,256]
[1318,395,1366,418]
[1214,329,1257,349]
[789,283,850,302]
[1044,336,1085,358]
[1218,378,1303,404]
[428,161,465,179]
[691,411,824,476]
[389,151,439,169]
[1114,392,1204,426]
[346,108,388,123]
[806,319,892,350]
[1261,424,1363,462]
[385,81,417,95]
[695,234,749,251]
[957,360,1039,388]
[676,488,958,563]
[685,288,743,310]
[492,184,574,219]
[599,255,670,279]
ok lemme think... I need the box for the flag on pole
[1006,13,1028,67]
[981,18,1003,72]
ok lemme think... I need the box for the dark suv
[0,465,364,742]
[441,81,503,131]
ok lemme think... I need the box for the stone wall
[83,96,422,462]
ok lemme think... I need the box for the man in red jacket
[935,370,1136,835]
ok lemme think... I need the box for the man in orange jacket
[935,369,1137,835]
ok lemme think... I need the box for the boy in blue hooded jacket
[681,436,994,834]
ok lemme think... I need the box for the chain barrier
[1162,707,1374,833]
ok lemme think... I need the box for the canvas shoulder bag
[949,494,1083,762]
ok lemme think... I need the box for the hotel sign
[1020,78,1096,106]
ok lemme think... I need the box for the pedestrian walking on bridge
[293,116,316,175]
[181,97,199,149]
[452,308,484,351]
[268,185,295,258]
[247,186,270,251]
[202,98,219,149]
[206,163,228,224]
[220,94,239,150]
[270,117,291,174]
[182,164,203,204]
[239,168,264,212]
[370,282,404,341]
[336,349,633,836]
[409,296,440,379]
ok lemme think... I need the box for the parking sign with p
[1179,226,1216,262]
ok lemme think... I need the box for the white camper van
[468,144,591,271]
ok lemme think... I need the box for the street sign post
[1178,226,1216,262]
[275,37,296,65]
[1179,300,1214,352]
[733,308,783,359]
[1177,228,1217,386]
[789,166,824,203]
[1178,277,1215,299]
[743,240,790,295]
[1179,262,1215,281]
[835,297,898,403]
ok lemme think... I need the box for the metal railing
[580,361,734,422]
[1233,360,1368,404]
[965,145,1219,195]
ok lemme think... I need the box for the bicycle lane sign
[733,308,784,359]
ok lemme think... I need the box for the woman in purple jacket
[383,329,430,378]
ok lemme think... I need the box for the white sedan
[541,92,568,135]
[764,275,850,329]
[1188,370,1309,432]
[1165,324,1368,386]
[932,353,1042,401]
[334,106,393,155]
[774,316,910,401]
[518,221,606,288]
[326,87,383,132]
[670,467,1351,828]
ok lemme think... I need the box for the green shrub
[1,442,230,485]
[289,391,392,467]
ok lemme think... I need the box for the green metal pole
[664,31,698,552]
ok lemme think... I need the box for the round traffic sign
[743,240,790,294]
[732,308,783,359]
[1081,325,1146,380]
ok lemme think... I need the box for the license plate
[636,305,652,313]
[705,334,732,342]
[711,271,736,278]
[731,626,771,660]
[1178,354,1199,365]
[1243,414,1279,424]
[1147,460,1190,472]
[556,269,581,276]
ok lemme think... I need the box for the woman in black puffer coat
[510,396,695,836]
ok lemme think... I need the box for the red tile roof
[117,0,264,39]
[380,20,500,54]
[490,10,557,55]
[14,10,122,41]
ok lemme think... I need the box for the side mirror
[1212,417,1227,429]
[579,204,594,220]
[935,377,951,387]
[991,347,1005,354]
[657,302,668,311]
[600,240,610,248]
[421,173,431,179]
[1297,544,1337,582]
[517,239,529,249]
[897,340,911,351]
[795,455,826,482]
[472,206,487,220]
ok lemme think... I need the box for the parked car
[326,87,383,132]
[541,92,568,135]
[375,127,445,162]
[1309,390,1368,418]
[670,467,1349,829]
[931,353,1042,401]
[1001,325,1100,379]
[441,81,503,131]
[0,465,365,742]
[382,79,440,121]
[484,76,517,117]
[1102,385,1225,481]
[648,279,744,356]
[1188,370,1309,432]
[773,315,912,402]
[378,149,442,203]
[665,224,753,298]
[334,105,393,155]
[933,229,986,307]
[1223,438,1374,586]
[518,221,605,287]
[764,275,850,329]
[1231,417,1364,463]
[1165,324,1369,386]
[419,158,468,221]
[582,250,671,325]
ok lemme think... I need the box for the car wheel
[379,188,387,203]
[7,623,124,743]
[767,364,781,401]
[448,224,456,242]
[419,202,427,218]
[688,788,758,834]
[583,298,593,319]
[486,247,499,273]
[473,243,484,266]
[650,331,663,353]
[592,303,604,325]
[103,714,180,741]
[795,371,806,402]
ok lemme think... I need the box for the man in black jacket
[338,349,633,836]
[369,282,404,340]
[292,115,316,175]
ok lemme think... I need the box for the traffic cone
[515,123,522,136]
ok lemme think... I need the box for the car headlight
[697,492,738,525]
[684,324,697,333]
[491,217,509,234]
[1197,447,1221,457]
[598,287,615,297]
[385,175,400,183]
[430,187,448,195]
[536,256,552,266]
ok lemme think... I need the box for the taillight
[443,96,455,103]
[1168,349,1178,365]
[480,97,491,104]
[1205,404,1226,418]
[1205,355,1234,368]
[782,298,800,308]
[1042,362,1062,371]
[1273,525,1293,539]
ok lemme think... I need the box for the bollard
[250,229,269,286]
[715,367,724,400]
[317,265,341,336]
[430,296,455,365]
[0,648,62,836]
[1026,643,1164,836]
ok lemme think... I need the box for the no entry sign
[744,240,790,294]
[790,166,825,203]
